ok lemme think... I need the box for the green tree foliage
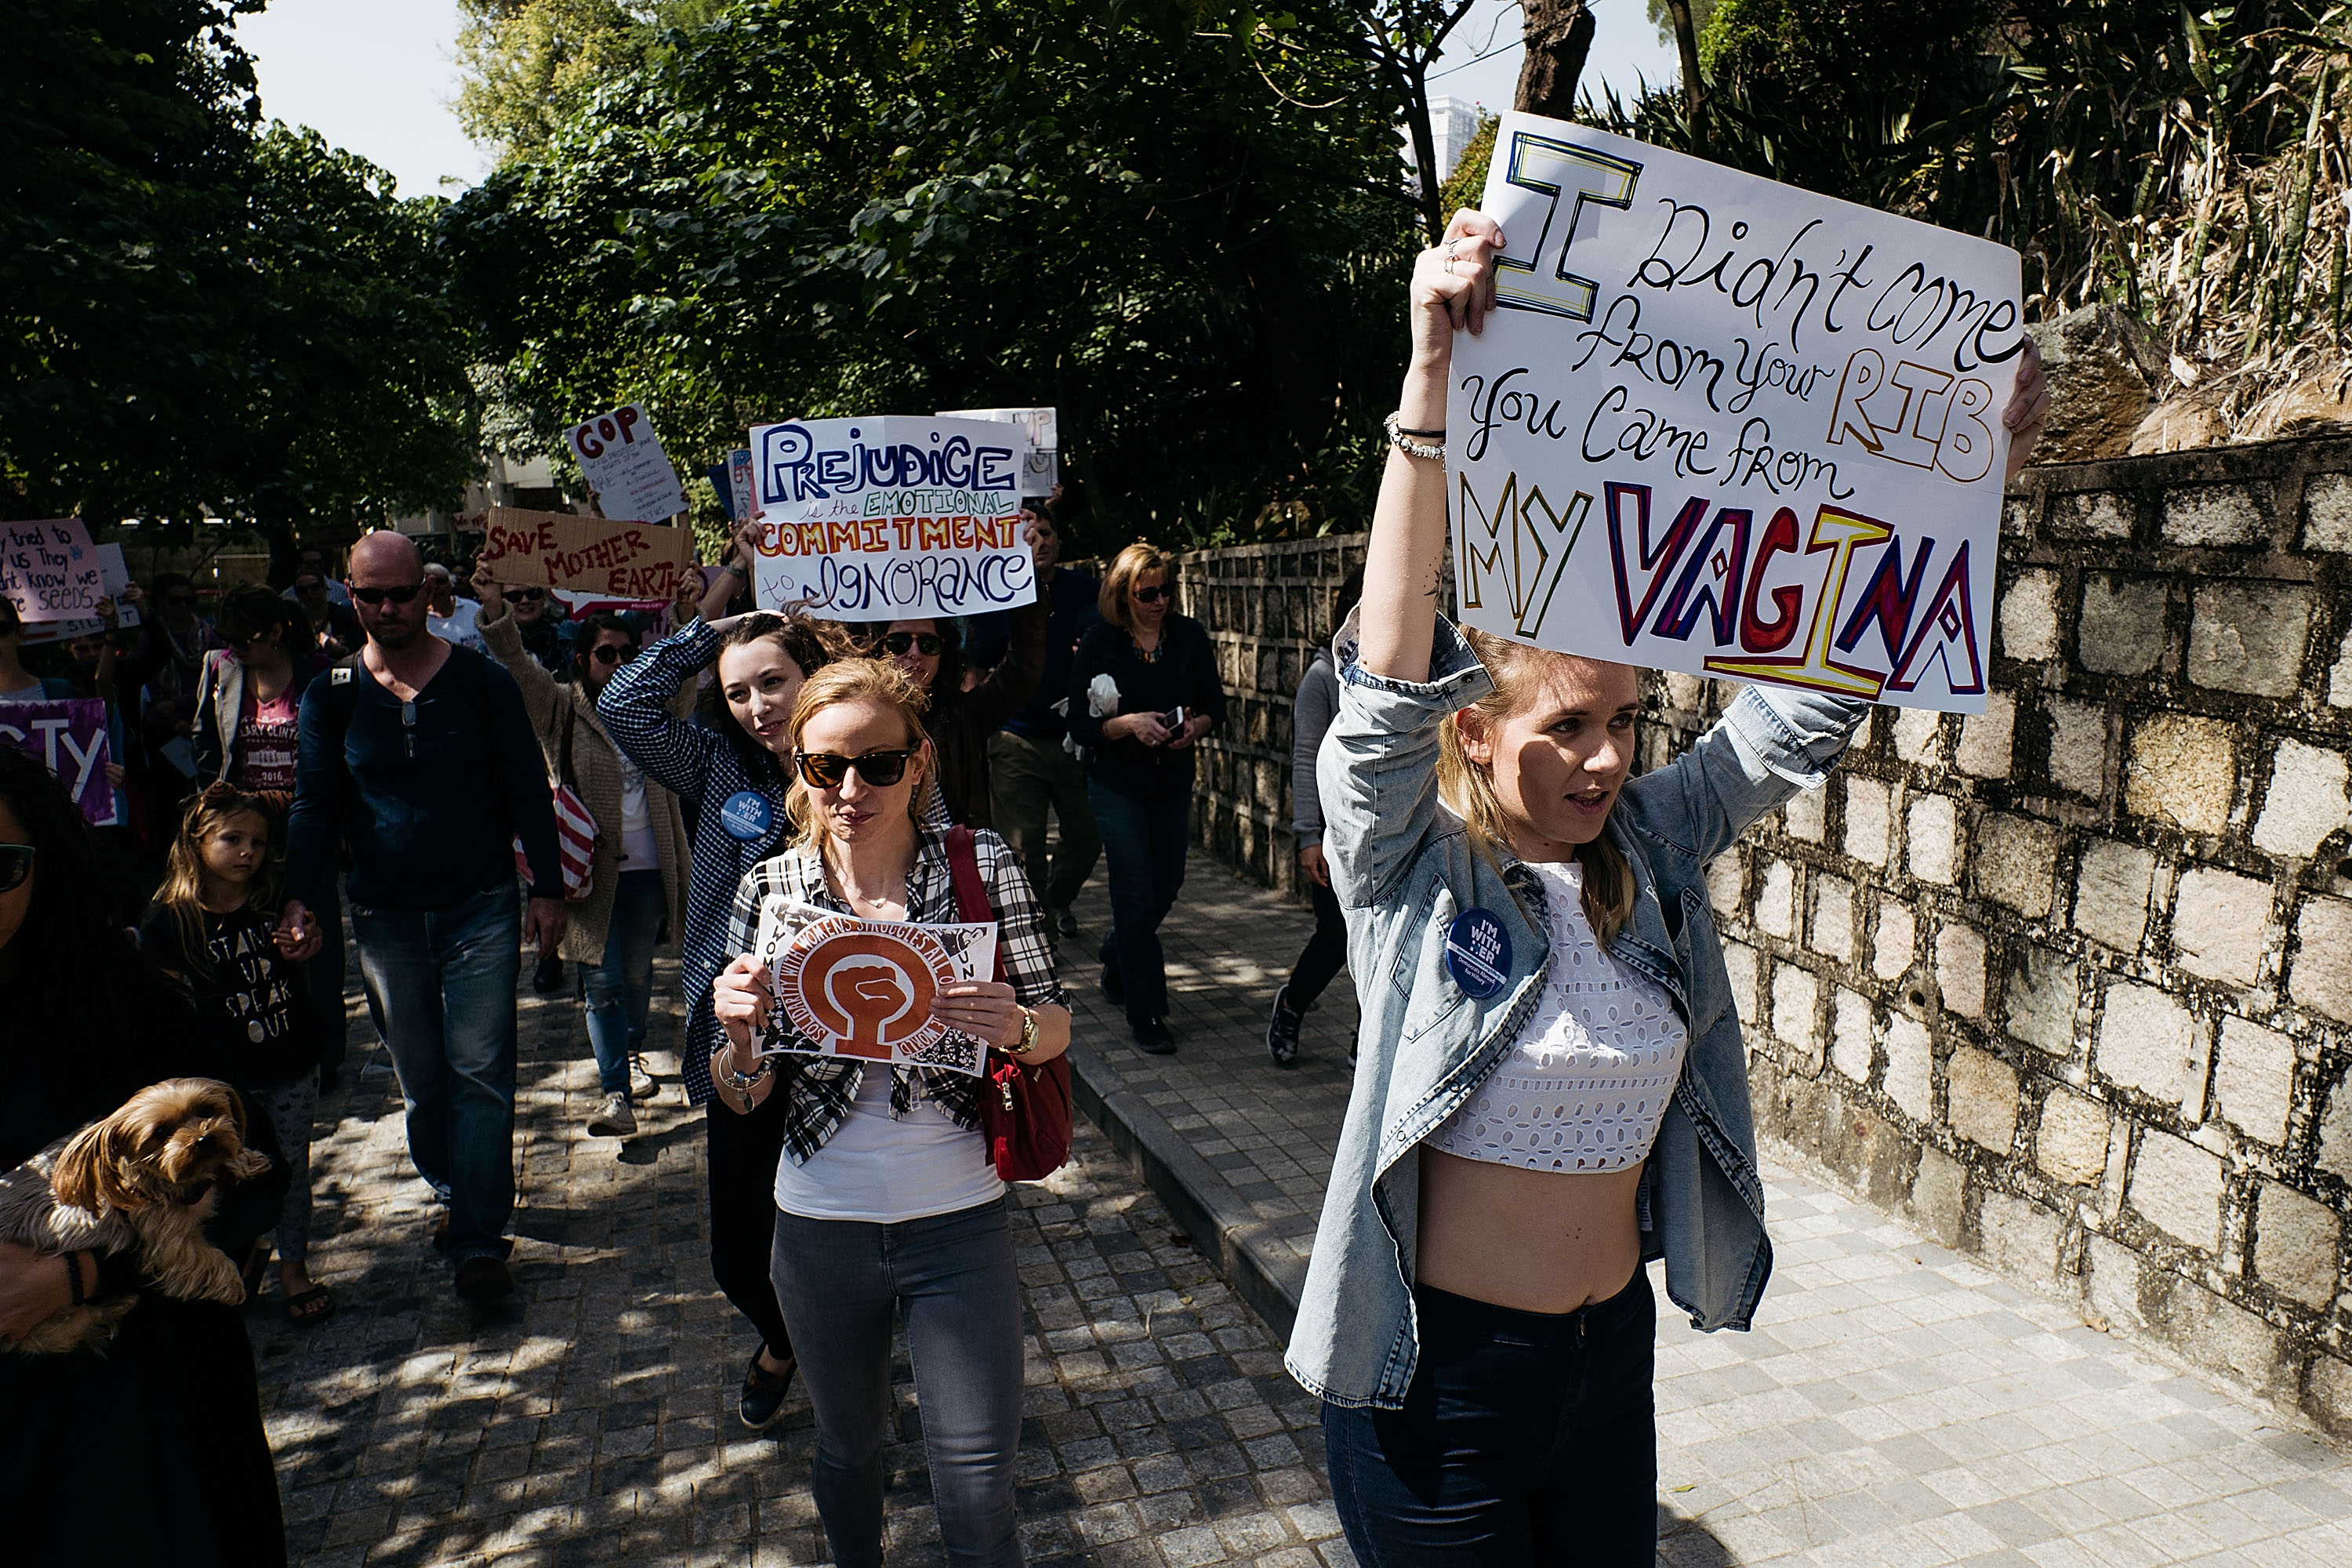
[443,0,1417,547]
[456,1,733,154]
[3,0,474,564]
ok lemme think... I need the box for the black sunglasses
[590,643,639,666]
[1131,584,1170,604]
[793,749,916,789]
[513,587,547,601]
[0,844,33,895]
[880,631,944,657]
[351,583,425,605]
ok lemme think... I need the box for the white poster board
[747,415,1037,619]
[750,897,998,1076]
[936,406,1058,496]
[1449,114,2027,713]
[18,543,136,646]
[566,404,689,523]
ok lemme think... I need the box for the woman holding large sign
[597,595,847,1430]
[1285,210,2046,1565]
[709,658,1069,1568]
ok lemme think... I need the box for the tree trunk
[1514,0,1595,119]
[1664,0,1705,118]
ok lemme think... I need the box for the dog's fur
[0,1078,271,1354]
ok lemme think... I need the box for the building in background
[1405,95,1485,183]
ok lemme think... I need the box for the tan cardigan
[482,612,692,965]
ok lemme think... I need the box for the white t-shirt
[615,747,659,869]
[428,598,482,650]
[771,1068,1005,1222]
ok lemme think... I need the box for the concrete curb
[1067,1041,1304,1343]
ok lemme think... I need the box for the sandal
[284,1284,336,1327]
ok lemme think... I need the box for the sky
[233,1,1681,201]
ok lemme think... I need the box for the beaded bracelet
[1384,411,1445,461]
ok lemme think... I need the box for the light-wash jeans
[769,1198,1025,1568]
[581,868,662,1094]
[351,882,521,1266]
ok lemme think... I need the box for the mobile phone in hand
[1160,706,1187,731]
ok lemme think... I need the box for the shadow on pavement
[1657,1502,1738,1564]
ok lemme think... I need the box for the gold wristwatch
[1007,1006,1038,1056]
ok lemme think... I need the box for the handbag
[514,701,598,902]
[944,825,1073,1181]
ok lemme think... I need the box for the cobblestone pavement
[252,954,1346,1567]
[1065,853,2352,1568]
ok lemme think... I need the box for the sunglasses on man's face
[880,632,943,657]
[351,583,425,606]
[1131,584,1170,604]
[590,643,639,666]
[0,844,33,895]
[793,748,916,789]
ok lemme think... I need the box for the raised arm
[1357,210,1504,684]
[472,565,562,739]
[597,616,725,800]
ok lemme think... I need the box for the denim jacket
[1284,613,1867,1409]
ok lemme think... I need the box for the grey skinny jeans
[769,1197,1025,1568]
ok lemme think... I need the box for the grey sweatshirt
[1290,646,1339,847]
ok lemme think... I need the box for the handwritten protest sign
[747,416,1037,619]
[0,699,114,826]
[750,898,998,1076]
[1,520,105,623]
[476,507,695,599]
[1449,114,2027,713]
[19,543,137,646]
[566,404,689,522]
[726,448,756,526]
[937,407,1059,496]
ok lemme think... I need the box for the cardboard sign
[1449,114,2027,713]
[752,898,998,1076]
[19,543,137,646]
[566,404,689,522]
[477,506,695,599]
[936,406,1059,496]
[747,416,1037,619]
[1,520,105,623]
[0,699,114,826]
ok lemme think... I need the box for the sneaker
[627,1052,659,1102]
[1266,985,1303,1069]
[1101,951,1125,1007]
[1053,907,1079,938]
[455,1255,514,1303]
[739,1347,797,1430]
[586,1092,637,1138]
[1131,1017,1176,1054]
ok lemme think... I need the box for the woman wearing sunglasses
[597,579,849,1430]
[710,657,1069,1568]
[1064,543,1228,1054]
[855,521,1049,829]
[477,568,687,1140]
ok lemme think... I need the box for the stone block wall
[1661,434,2352,1436]
[1157,434,2352,1433]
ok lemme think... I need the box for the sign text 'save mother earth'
[1452,114,2028,713]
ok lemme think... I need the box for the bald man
[283,531,567,1305]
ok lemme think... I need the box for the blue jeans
[770,1199,1024,1568]
[351,882,521,1266]
[1323,1272,1657,1567]
[580,869,662,1094]
[1086,777,1190,1025]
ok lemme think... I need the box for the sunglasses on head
[0,844,32,895]
[793,748,916,789]
[590,643,638,666]
[1131,584,1170,604]
[351,583,425,605]
[880,632,944,657]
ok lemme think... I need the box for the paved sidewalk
[1063,852,2352,1568]
[254,956,1342,1567]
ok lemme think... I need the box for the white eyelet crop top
[1427,858,1690,1174]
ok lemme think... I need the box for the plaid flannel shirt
[722,825,1065,1166]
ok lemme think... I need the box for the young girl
[140,782,331,1326]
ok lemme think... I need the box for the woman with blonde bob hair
[1065,541,1226,1054]
[1284,210,2049,1565]
[710,656,1071,1568]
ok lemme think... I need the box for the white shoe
[627,1052,659,1102]
[586,1092,637,1138]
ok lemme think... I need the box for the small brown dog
[0,1078,272,1354]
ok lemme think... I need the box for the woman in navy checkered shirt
[710,656,1069,1568]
